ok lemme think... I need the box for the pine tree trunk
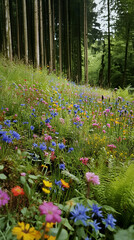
[40,0,44,68]
[123,25,130,88]
[23,0,28,64]
[84,0,88,84]
[59,0,62,74]
[66,0,70,80]
[5,0,12,61]
[16,0,20,60]
[107,0,111,87]
[34,0,40,68]
[48,0,53,72]
[52,0,56,70]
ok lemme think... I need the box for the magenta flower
[85,172,100,185]
[39,202,62,223]
[80,157,88,165]
[107,144,116,150]
[0,189,10,207]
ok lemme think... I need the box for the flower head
[58,143,65,150]
[85,172,100,185]
[89,220,101,232]
[11,186,24,196]
[0,189,10,207]
[61,179,70,188]
[43,180,52,188]
[89,204,103,218]
[12,222,41,240]
[103,214,116,229]
[39,202,62,223]
[70,203,90,226]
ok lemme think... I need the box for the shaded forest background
[0,0,134,88]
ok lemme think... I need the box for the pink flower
[107,123,110,128]
[107,144,116,150]
[59,118,65,124]
[20,172,26,176]
[0,190,10,207]
[105,109,110,113]
[39,202,62,223]
[80,157,88,165]
[103,130,106,133]
[85,172,100,185]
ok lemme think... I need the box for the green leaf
[114,225,134,240]
[76,226,86,239]
[20,176,26,185]
[29,174,38,180]
[28,179,34,184]
[21,207,28,216]
[0,173,7,180]
[49,228,68,240]
[0,165,4,170]
[102,205,120,214]
[61,217,74,231]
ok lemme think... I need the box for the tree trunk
[5,0,12,61]
[66,0,70,80]
[16,0,20,60]
[48,0,53,72]
[40,0,44,68]
[52,0,55,70]
[107,0,111,87]
[84,0,88,84]
[59,0,62,74]
[23,0,28,64]
[122,25,130,88]
[34,0,40,68]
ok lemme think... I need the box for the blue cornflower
[32,109,35,112]
[30,126,35,130]
[85,237,92,240]
[68,147,74,153]
[0,125,2,130]
[55,179,62,187]
[33,143,38,148]
[90,204,103,218]
[59,163,65,170]
[39,143,47,151]
[22,122,29,124]
[13,120,17,123]
[70,203,90,226]
[2,134,13,143]
[103,214,116,229]
[58,143,65,150]
[20,104,25,106]
[49,147,55,152]
[45,118,51,123]
[4,120,11,127]
[52,141,56,146]
[12,131,20,140]
[89,220,101,232]
[55,132,59,135]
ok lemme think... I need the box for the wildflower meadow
[0,59,134,240]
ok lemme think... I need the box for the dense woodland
[0,0,134,88]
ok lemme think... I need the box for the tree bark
[59,0,62,74]
[84,0,88,84]
[34,0,40,68]
[66,0,70,80]
[5,0,12,61]
[23,0,28,64]
[107,0,111,87]
[16,0,20,60]
[48,0,53,72]
[122,25,130,88]
[40,0,44,68]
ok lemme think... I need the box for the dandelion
[11,186,25,196]
[39,202,62,223]
[0,189,10,207]
[12,222,41,240]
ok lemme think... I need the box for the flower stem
[55,224,62,240]
[87,182,90,198]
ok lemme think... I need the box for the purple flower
[0,190,10,207]
[59,163,65,170]
[39,202,62,223]
[58,143,65,150]
[30,126,35,131]
[39,143,47,151]
[103,214,116,229]
[89,220,101,232]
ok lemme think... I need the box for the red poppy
[11,186,25,196]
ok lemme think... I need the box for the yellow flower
[12,222,41,240]
[43,180,52,188]
[41,164,48,168]
[42,188,50,194]
[61,179,70,189]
